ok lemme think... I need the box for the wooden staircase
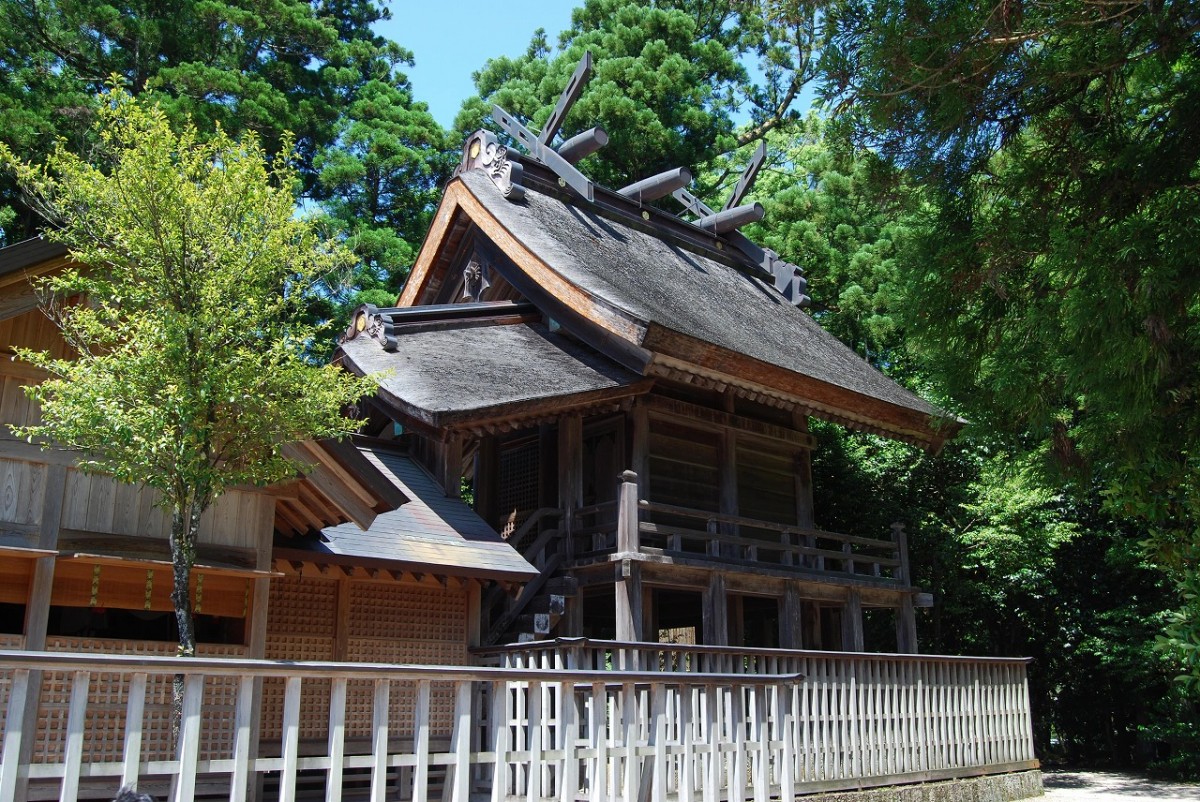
[483,508,576,644]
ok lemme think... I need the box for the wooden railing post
[0,668,30,802]
[891,522,910,584]
[617,470,640,553]
[897,594,919,654]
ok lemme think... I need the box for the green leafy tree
[314,54,454,306]
[0,88,375,663]
[817,0,1200,661]
[727,116,919,368]
[0,0,421,244]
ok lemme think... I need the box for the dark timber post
[842,589,865,652]
[703,573,729,647]
[615,471,643,645]
[897,594,919,654]
[892,522,919,653]
[781,583,804,649]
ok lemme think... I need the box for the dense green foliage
[0,0,449,293]
[0,88,376,657]
[814,0,1200,714]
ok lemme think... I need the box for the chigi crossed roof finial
[469,50,810,308]
[491,52,604,202]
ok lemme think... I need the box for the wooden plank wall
[0,308,276,557]
[56,470,269,550]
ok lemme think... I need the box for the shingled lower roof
[284,444,537,581]
[337,318,648,430]
[435,169,961,447]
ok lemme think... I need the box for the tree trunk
[169,496,204,740]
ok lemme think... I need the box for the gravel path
[1042,769,1200,800]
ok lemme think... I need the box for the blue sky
[376,1,581,129]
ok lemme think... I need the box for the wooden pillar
[616,470,639,554]
[561,585,583,638]
[538,423,557,510]
[718,429,738,554]
[841,589,864,653]
[15,464,66,802]
[793,413,815,530]
[727,594,744,647]
[467,581,483,648]
[244,498,277,802]
[806,603,823,650]
[629,400,649,498]
[896,594,918,654]
[614,559,643,642]
[703,573,729,646]
[780,584,804,650]
[440,432,464,498]
[558,414,583,551]
[891,522,911,584]
[474,436,499,525]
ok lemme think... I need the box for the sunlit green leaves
[0,86,375,506]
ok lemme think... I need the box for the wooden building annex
[0,236,538,800]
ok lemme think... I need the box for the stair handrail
[483,552,566,645]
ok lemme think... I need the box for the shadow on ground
[1043,769,1200,800]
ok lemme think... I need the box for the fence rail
[0,647,1036,802]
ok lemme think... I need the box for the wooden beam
[0,284,42,322]
[303,464,378,529]
[0,435,79,467]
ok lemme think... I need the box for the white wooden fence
[0,648,1037,802]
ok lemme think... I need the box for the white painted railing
[479,640,1037,777]
[0,648,1037,802]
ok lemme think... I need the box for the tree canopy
[0,0,449,300]
[815,0,1200,662]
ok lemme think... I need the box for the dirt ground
[1042,769,1200,800]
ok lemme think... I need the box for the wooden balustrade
[571,489,908,585]
[1,646,1037,802]
[637,500,903,580]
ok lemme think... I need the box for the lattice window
[496,436,540,539]
[349,583,465,642]
[267,574,337,636]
